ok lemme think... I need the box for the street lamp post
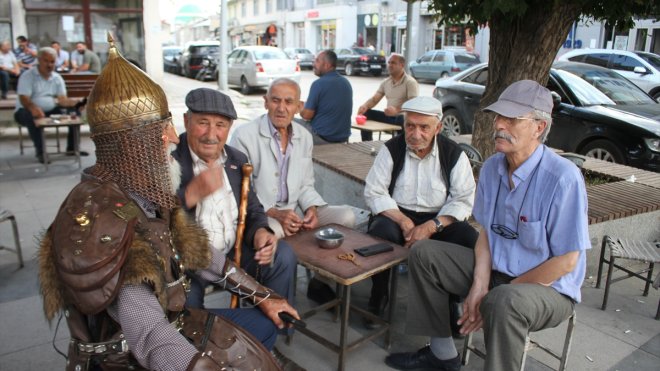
[218,0,228,91]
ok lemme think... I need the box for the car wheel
[240,76,251,95]
[653,90,660,102]
[441,109,463,136]
[345,63,354,76]
[580,139,625,164]
[440,72,449,79]
[372,70,382,77]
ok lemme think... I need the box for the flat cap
[185,88,237,120]
[483,80,553,117]
[401,96,443,117]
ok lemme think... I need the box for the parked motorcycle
[195,56,217,81]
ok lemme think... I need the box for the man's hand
[403,220,435,248]
[301,206,318,231]
[268,208,303,236]
[258,298,300,329]
[254,228,277,265]
[184,164,223,208]
[357,105,368,115]
[384,106,399,116]
[29,105,45,119]
[457,283,488,335]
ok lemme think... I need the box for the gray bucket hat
[483,80,553,117]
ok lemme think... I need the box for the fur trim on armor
[39,230,65,322]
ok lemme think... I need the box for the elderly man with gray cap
[385,81,590,371]
[172,88,298,311]
[363,95,478,330]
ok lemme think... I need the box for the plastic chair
[462,311,576,370]
[0,208,24,268]
[596,235,660,320]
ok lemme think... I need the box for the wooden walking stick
[230,163,253,309]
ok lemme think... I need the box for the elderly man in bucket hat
[385,80,590,371]
[363,95,478,330]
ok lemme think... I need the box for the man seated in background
[357,53,418,141]
[71,41,101,73]
[14,35,37,72]
[51,41,70,71]
[231,78,356,303]
[14,47,89,164]
[0,40,20,99]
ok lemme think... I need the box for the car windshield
[191,45,219,54]
[353,47,375,55]
[558,68,656,105]
[634,51,660,70]
[253,48,288,60]
[296,49,312,54]
[555,69,615,106]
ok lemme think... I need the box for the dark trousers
[367,208,478,304]
[14,107,77,156]
[185,240,297,308]
[361,109,404,141]
[0,70,17,95]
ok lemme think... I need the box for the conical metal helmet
[87,33,170,134]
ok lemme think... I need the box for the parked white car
[558,49,660,100]
[225,46,301,95]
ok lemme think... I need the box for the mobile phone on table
[354,242,393,257]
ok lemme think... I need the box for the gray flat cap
[483,80,552,117]
[401,96,443,117]
[185,88,237,120]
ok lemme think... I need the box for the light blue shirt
[267,117,293,204]
[473,145,590,302]
[15,67,66,112]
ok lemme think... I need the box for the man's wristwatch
[432,217,444,233]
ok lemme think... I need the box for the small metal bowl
[315,227,344,249]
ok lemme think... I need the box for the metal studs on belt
[100,235,112,243]
[75,213,90,226]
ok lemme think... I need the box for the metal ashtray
[314,227,344,249]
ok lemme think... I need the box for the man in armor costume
[38,34,298,371]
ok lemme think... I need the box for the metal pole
[404,0,413,73]
[218,0,228,91]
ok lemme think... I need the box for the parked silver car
[226,46,301,94]
[409,49,480,82]
[284,48,314,70]
[558,49,660,100]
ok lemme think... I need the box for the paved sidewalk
[1,76,658,370]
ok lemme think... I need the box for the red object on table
[356,114,367,125]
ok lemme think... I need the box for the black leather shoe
[363,293,388,330]
[306,277,335,304]
[271,347,306,371]
[385,346,461,371]
[36,154,50,164]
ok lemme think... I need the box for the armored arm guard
[211,260,284,305]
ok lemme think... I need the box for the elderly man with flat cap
[363,96,478,329]
[385,81,589,371]
[173,88,298,310]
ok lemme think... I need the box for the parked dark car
[433,61,660,171]
[179,41,221,78]
[163,45,182,75]
[334,47,386,76]
[284,48,314,70]
[409,49,480,81]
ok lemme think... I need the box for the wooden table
[283,224,408,371]
[35,116,84,171]
[351,120,401,140]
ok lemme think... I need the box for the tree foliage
[426,0,659,158]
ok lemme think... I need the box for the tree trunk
[472,2,582,159]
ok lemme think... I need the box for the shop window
[253,0,259,16]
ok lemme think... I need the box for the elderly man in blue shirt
[385,80,590,371]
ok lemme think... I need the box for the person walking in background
[357,53,418,141]
[0,40,20,99]
[299,50,353,144]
